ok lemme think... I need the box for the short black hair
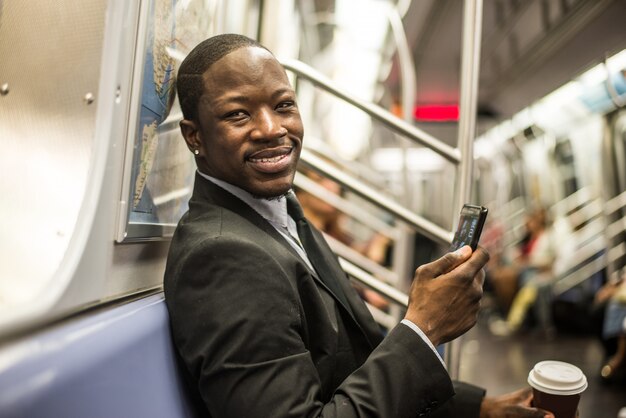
[177,33,268,121]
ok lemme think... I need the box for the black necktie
[286,193,352,312]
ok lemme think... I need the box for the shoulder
[165,207,300,294]
[169,201,272,255]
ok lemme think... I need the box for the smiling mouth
[246,146,295,174]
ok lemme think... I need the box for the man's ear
[180,119,203,156]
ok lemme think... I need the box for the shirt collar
[197,170,291,229]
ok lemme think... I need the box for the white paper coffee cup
[528,361,587,418]
[528,360,588,395]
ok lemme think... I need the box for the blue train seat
[0,294,201,418]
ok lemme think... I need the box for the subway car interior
[1,0,626,416]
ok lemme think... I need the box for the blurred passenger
[486,213,535,314]
[600,272,626,384]
[591,279,621,360]
[481,218,513,310]
[489,207,558,336]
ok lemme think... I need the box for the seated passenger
[164,33,553,418]
[600,272,626,384]
[489,207,558,336]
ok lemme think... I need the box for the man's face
[183,46,304,198]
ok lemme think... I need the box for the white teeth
[251,155,284,163]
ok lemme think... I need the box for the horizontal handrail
[300,149,454,245]
[500,200,526,221]
[568,215,605,246]
[365,301,398,330]
[553,254,606,295]
[303,138,388,189]
[606,190,626,215]
[339,258,409,307]
[281,59,462,164]
[552,234,606,295]
[551,191,624,295]
[551,187,594,215]
[566,199,603,229]
[325,234,398,284]
[293,173,399,240]
[552,238,624,295]
[607,215,626,240]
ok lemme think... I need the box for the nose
[250,108,287,140]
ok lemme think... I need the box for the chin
[249,177,294,199]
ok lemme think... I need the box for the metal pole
[387,5,418,323]
[300,149,454,245]
[446,0,483,380]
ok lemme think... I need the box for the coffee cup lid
[528,360,588,395]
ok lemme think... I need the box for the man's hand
[404,246,489,346]
[480,388,555,418]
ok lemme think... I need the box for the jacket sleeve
[165,236,459,418]
[429,381,485,418]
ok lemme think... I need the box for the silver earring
[193,149,200,155]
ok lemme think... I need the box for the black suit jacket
[164,174,485,417]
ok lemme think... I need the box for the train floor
[459,310,626,418]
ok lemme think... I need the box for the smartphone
[449,204,488,252]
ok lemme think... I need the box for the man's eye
[224,110,247,119]
[276,101,295,110]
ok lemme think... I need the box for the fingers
[445,246,490,282]
[528,408,555,418]
[462,246,490,274]
[487,405,554,418]
[510,407,554,418]
[415,246,472,279]
[482,388,555,418]
[515,387,534,407]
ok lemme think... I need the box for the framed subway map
[119,0,217,241]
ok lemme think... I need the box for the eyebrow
[210,87,295,107]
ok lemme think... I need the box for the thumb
[416,245,472,279]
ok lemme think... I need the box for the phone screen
[449,204,488,252]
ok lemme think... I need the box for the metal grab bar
[552,191,626,295]
[365,301,399,331]
[553,254,606,296]
[551,186,594,215]
[281,59,461,164]
[299,149,454,245]
[605,190,626,215]
[339,258,409,307]
[293,173,399,240]
[324,234,398,285]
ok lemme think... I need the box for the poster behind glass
[124,0,216,240]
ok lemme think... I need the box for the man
[164,34,553,418]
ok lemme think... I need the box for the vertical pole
[445,0,483,380]
[388,6,417,207]
[387,6,419,311]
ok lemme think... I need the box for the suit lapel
[191,174,383,349]
[307,225,385,348]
